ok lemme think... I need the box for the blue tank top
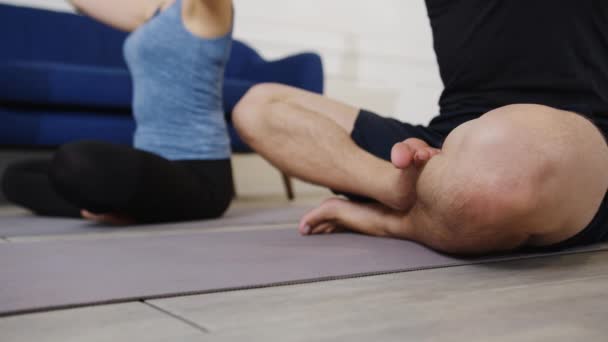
[123,0,232,160]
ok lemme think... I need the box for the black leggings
[1,141,234,223]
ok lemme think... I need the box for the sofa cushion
[0,61,132,109]
[0,107,135,147]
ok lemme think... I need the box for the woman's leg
[50,141,233,223]
[1,159,81,217]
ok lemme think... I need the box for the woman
[1,0,235,224]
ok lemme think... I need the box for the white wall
[2,0,443,124]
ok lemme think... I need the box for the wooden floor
[1,197,607,342]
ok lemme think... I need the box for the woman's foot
[81,210,135,226]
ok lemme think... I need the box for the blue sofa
[0,3,324,198]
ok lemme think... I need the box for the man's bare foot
[81,210,136,226]
[382,138,440,211]
[392,138,441,169]
[298,197,410,239]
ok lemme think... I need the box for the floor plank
[0,302,207,342]
[149,250,608,342]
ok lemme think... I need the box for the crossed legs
[233,83,433,212]
[234,84,608,254]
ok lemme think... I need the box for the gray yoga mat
[0,204,313,238]
[1,226,606,316]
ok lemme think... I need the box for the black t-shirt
[426,0,608,118]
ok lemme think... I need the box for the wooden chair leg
[281,172,295,201]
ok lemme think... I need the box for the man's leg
[233,83,434,210]
[300,104,608,255]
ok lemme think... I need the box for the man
[232,0,608,254]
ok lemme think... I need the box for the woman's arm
[68,0,161,32]
[183,0,233,38]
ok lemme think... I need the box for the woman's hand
[68,0,162,32]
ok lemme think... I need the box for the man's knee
[232,82,290,142]
[417,103,608,253]
[415,112,553,254]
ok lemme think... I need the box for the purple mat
[1,226,606,316]
[0,205,313,238]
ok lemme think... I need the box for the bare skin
[69,0,232,225]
